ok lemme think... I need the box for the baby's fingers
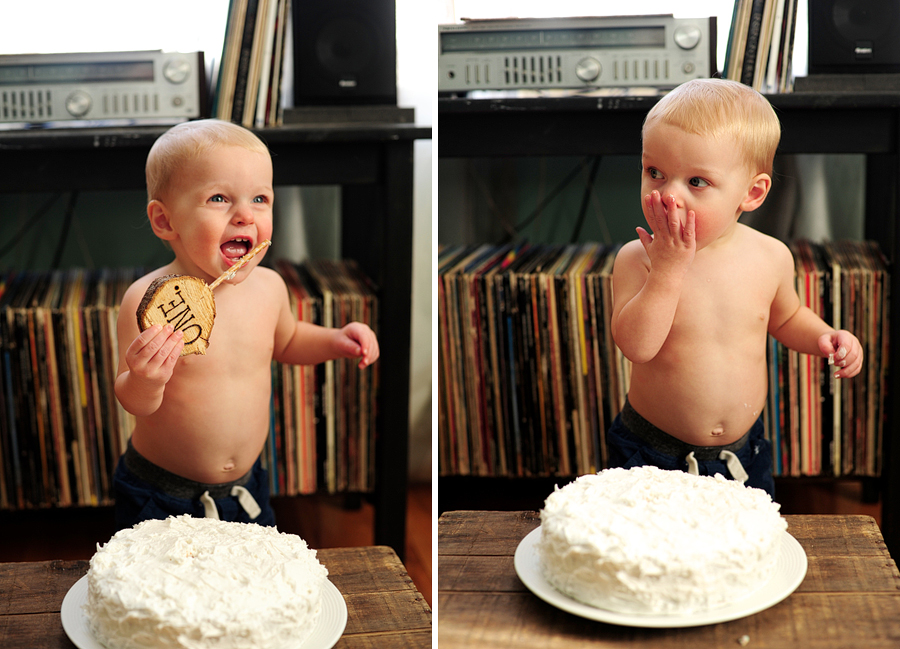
[832,348,863,379]
[129,325,183,370]
[682,209,696,245]
[358,334,380,369]
[346,325,379,368]
[636,226,653,249]
[827,335,863,379]
[644,191,668,237]
[833,357,862,379]
[664,194,684,239]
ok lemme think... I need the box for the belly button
[223,460,235,471]
[711,425,724,437]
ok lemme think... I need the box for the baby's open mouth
[221,237,252,263]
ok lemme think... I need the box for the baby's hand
[637,191,696,277]
[124,324,184,386]
[336,322,380,369]
[819,330,863,379]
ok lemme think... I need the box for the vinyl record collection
[0,260,378,511]
[0,268,138,511]
[723,0,799,92]
[273,259,379,496]
[439,243,627,479]
[768,240,889,478]
[214,0,291,127]
[438,240,888,480]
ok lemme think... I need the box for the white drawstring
[200,490,219,519]
[200,487,262,520]
[231,485,262,519]
[685,451,699,475]
[719,450,750,484]
[685,450,749,485]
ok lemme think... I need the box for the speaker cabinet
[808,0,900,74]
[292,0,397,105]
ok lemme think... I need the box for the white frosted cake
[84,515,328,649]
[539,466,786,615]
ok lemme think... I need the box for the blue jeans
[113,441,275,530]
[606,399,775,497]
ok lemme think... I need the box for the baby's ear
[741,173,772,213]
[147,200,177,241]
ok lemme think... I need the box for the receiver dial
[674,25,702,50]
[65,90,92,118]
[576,57,602,82]
[163,58,191,84]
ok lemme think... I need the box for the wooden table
[0,546,431,648]
[439,511,900,648]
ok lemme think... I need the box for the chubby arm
[114,281,185,417]
[272,278,379,368]
[611,192,696,363]
[767,243,863,379]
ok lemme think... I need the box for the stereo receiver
[439,15,716,92]
[0,50,206,124]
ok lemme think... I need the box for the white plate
[61,575,348,649]
[514,526,807,628]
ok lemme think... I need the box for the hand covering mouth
[221,237,252,262]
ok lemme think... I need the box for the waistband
[123,438,253,500]
[620,398,750,461]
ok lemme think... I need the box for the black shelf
[0,121,432,559]
[438,92,900,560]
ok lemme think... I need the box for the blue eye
[689,177,710,188]
[253,195,268,204]
[209,194,226,203]
[647,168,663,180]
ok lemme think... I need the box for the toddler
[113,119,379,528]
[609,79,862,496]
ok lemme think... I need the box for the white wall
[0,2,230,57]
[397,0,434,482]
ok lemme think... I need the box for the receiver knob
[674,25,702,50]
[163,58,191,84]
[575,57,602,82]
[65,90,92,118]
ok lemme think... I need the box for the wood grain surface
[439,511,900,649]
[0,546,431,648]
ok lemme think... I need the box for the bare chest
[175,292,279,379]
[673,263,776,337]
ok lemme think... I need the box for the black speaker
[808,0,900,74]
[292,0,397,106]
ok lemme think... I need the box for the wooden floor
[0,482,432,607]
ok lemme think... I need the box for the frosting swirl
[85,515,327,649]
[539,466,786,614]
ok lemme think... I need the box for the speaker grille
[810,0,900,73]
[832,0,894,41]
[293,0,397,106]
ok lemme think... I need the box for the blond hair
[145,119,270,202]
[642,78,781,176]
